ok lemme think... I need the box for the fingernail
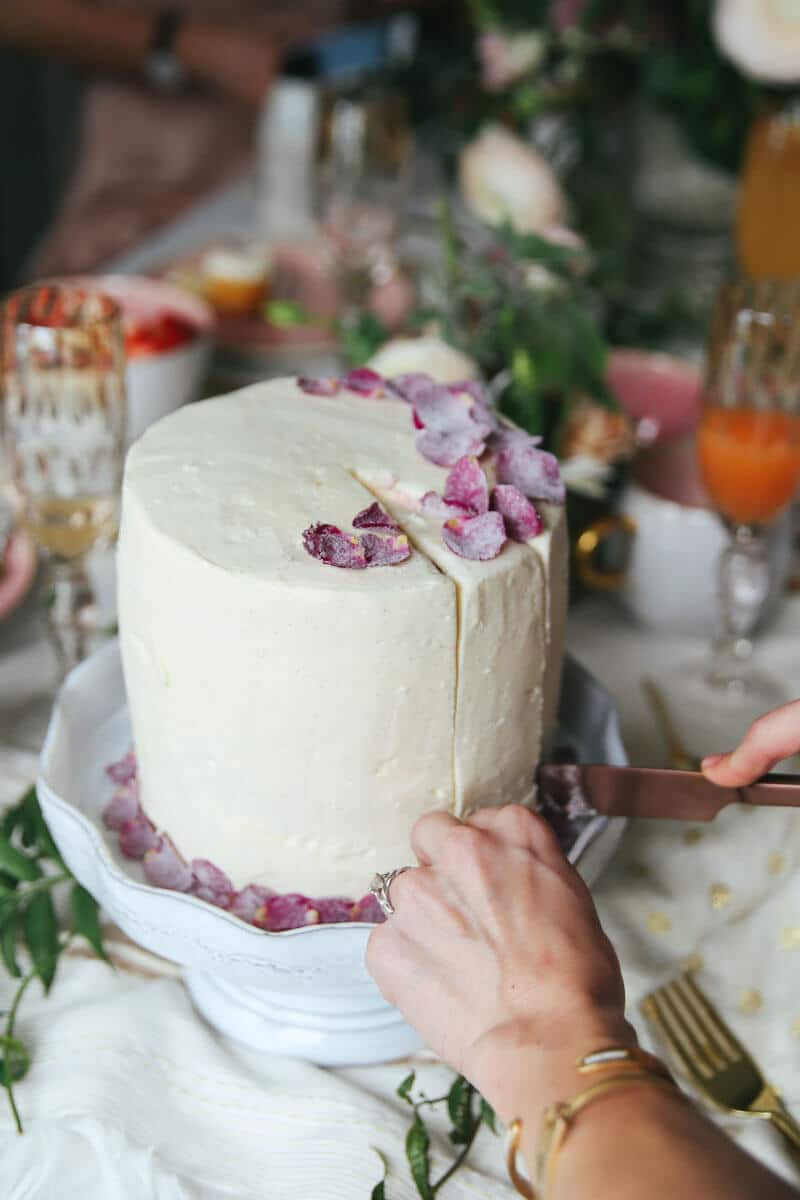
[701,754,725,770]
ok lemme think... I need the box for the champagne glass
[662,278,800,748]
[2,282,126,672]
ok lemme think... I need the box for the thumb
[701,700,800,787]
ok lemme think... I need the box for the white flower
[478,30,546,92]
[523,263,563,292]
[559,455,615,499]
[367,336,480,384]
[459,125,567,235]
[713,0,800,84]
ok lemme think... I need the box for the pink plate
[607,349,702,441]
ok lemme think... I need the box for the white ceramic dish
[38,641,627,1066]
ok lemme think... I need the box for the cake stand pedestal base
[185,970,423,1066]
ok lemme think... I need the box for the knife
[536,764,800,822]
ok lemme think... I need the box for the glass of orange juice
[663,279,800,746]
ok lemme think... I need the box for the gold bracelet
[505,1045,678,1199]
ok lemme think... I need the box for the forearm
[0,0,152,74]
[517,1076,799,1200]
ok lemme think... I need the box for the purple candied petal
[118,813,158,860]
[360,532,411,567]
[491,427,543,452]
[495,439,565,504]
[302,523,368,569]
[352,502,400,533]
[351,893,386,924]
[342,367,384,396]
[229,884,277,924]
[260,893,321,932]
[443,456,489,516]
[143,835,193,892]
[190,860,235,908]
[420,491,471,521]
[413,385,474,434]
[491,484,544,541]
[106,751,137,785]
[442,511,507,561]
[446,379,486,405]
[102,782,140,831]
[297,376,340,396]
[315,897,357,924]
[416,426,487,468]
[470,402,498,440]
[388,373,438,405]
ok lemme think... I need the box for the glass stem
[708,525,770,693]
[44,558,96,678]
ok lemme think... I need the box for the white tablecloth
[1,594,799,1196]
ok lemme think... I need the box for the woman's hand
[702,699,800,786]
[366,805,636,1123]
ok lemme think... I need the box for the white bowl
[96,275,214,445]
[38,641,627,1065]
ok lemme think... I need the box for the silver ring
[369,867,413,917]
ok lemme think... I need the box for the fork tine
[654,985,719,1077]
[643,990,711,1081]
[678,972,744,1063]
[662,977,730,1070]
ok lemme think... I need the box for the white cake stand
[37,640,627,1067]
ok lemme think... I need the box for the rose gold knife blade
[537,765,800,821]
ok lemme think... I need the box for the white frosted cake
[117,372,568,901]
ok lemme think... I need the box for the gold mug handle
[575,515,637,591]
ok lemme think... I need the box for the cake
[117,371,568,902]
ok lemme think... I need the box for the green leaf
[23,891,58,992]
[370,1148,388,1200]
[480,1098,497,1134]
[0,1035,30,1083]
[263,299,312,329]
[0,871,18,894]
[446,1076,477,1146]
[0,831,41,883]
[397,1071,416,1102]
[70,884,108,962]
[1,914,21,979]
[22,788,64,867]
[18,787,39,849]
[406,1112,434,1200]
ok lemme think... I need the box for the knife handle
[741,773,800,808]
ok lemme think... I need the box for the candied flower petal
[491,484,543,541]
[416,426,486,467]
[342,367,384,396]
[229,884,277,924]
[388,373,437,404]
[119,813,158,860]
[143,835,193,891]
[442,511,507,560]
[352,502,400,532]
[420,491,470,520]
[315,897,358,924]
[361,532,411,567]
[495,437,565,504]
[413,385,474,433]
[190,859,235,908]
[351,894,386,924]
[106,751,137,785]
[258,893,321,931]
[444,456,489,515]
[297,376,340,396]
[102,782,140,831]
[302,523,368,569]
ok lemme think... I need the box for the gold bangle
[504,1046,678,1199]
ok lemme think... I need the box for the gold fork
[642,972,800,1169]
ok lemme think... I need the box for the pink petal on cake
[413,385,474,433]
[297,376,340,396]
[106,751,137,785]
[361,532,411,567]
[442,511,507,561]
[491,484,544,541]
[143,835,193,891]
[302,523,368,569]
[229,884,277,924]
[443,456,489,515]
[259,893,321,932]
[119,813,158,860]
[388,373,434,404]
[102,782,140,831]
[495,439,565,504]
[190,860,235,908]
[416,427,487,468]
[315,897,357,924]
[343,367,384,396]
[352,502,400,533]
[351,894,386,924]
[446,380,486,404]
[420,491,470,520]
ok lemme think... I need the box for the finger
[411,810,462,865]
[388,864,475,938]
[466,804,564,864]
[701,699,800,786]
